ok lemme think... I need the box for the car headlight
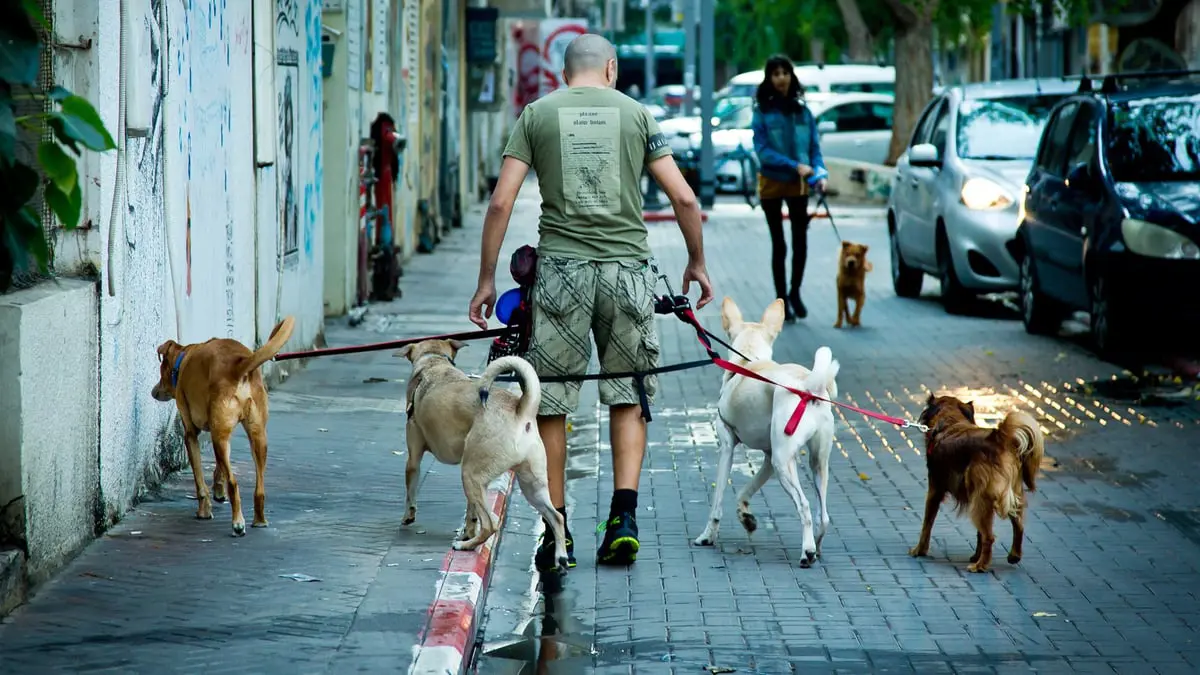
[1121,219,1200,260]
[960,178,1014,210]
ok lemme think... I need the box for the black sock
[610,489,638,516]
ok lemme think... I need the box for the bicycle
[726,143,760,210]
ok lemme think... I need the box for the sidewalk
[477,204,1200,673]
[0,192,543,673]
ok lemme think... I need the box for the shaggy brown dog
[151,317,295,536]
[834,241,872,328]
[908,394,1045,572]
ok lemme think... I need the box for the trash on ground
[279,573,322,582]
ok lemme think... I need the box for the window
[830,82,896,95]
[954,93,1072,160]
[1063,103,1099,172]
[1106,93,1200,183]
[1036,102,1079,176]
[929,101,951,157]
[817,102,893,132]
[911,97,944,147]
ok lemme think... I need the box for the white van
[721,63,895,98]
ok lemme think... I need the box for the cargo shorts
[526,255,662,416]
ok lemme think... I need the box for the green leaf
[8,205,49,271]
[56,95,117,152]
[48,116,81,155]
[36,140,77,194]
[0,162,39,215]
[0,102,15,167]
[0,6,41,85]
[21,0,49,31]
[44,179,82,229]
[48,86,72,101]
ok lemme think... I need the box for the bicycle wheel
[739,149,760,210]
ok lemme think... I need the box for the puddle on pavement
[1044,453,1164,486]
[1087,371,1199,408]
[1053,500,1147,523]
[1153,509,1200,548]
[477,573,598,674]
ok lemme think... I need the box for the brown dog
[908,394,1045,572]
[834,241,872,328]
[151,316,295,536]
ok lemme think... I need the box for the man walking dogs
[469,34,713,571]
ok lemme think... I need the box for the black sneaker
[534,526,576,572]
[597,512,639,565]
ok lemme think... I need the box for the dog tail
[236,316,296,380]
[804,346,840,399]
[1001,409,1045,492]
[477,355,542,421]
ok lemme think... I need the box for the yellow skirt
[757,173,809,200]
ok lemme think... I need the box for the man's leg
[592,260,661,565]
[525,256,595,571]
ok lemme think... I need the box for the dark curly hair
[755,54,805,109]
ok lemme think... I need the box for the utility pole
[698,0,715,208]
[683,0,696,114]
[643,0,656,98]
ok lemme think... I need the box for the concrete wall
[0,281,100,583]
[24,0,323,527]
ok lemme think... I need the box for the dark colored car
[1013,71,1200,357]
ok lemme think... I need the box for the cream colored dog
[395,339,568,568]
[692,298,840,567]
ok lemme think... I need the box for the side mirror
[817,120,838,134]
[908,142,941,168]
[1066,162,1094,191]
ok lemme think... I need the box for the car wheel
[1089,275,1137,360]
[937,231,971,314]
[889,225,923,298]
[1019,253,1062,336]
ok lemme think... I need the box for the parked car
[1014,73,1200,356]
[681,92,895,193]
[667,97,754,193]
[886,78,1080,312]
[659,95,753,138]
[724,63,896,98]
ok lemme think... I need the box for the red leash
[675,307,925,435]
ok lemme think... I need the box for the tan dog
[693,298,840,567]
[396,340,568,567]
[834,241,873,328]
[151,316,295,536]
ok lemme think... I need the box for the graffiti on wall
[136,0,167,185]
[303,0,322,260]
[508,19,588,122]
[277,10,301,261]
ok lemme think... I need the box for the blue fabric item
[751,100,827,185]
[495,287,522,325]
[171,352,185,388]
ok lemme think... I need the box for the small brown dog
[835,241,873,328]
[909,394,1045,573]
[151,316,295,536]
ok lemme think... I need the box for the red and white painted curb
[408,470,515,675]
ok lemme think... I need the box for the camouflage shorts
[526,255,662,416]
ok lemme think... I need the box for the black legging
[760,196,809,299]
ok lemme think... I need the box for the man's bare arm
[646,155,704,264]
[478,156,531,286]
[646,155,714,308]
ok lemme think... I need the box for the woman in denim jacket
[750,55,828,321]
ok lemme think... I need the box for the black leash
[815,190,842,242]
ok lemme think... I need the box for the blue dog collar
[171,351,186,388]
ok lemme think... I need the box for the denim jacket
[751,99,826,185]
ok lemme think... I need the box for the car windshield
[955,95,1066,160]
[1107,93,1200,182]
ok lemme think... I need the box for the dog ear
[156,340,177,357]
[926,392,935,406]
[860,244,869,253]
[393,345,414,360]
[965,401,975,416]
[761,298,786,334]
[720,297,743,335]
[841,240,852,248]
[448,339,468,351]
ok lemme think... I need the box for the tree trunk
[835,0,875,63]
[885,12,936,166]
[810,38,826,65]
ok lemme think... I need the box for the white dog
[692,298,840,567]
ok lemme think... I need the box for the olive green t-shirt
[502,86,674,262]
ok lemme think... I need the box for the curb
[1,547,26,618]
[408,471,516,675]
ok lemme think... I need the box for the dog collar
[415,352,455,366]
[171,351,187,388]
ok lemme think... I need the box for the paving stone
[478,200,1200,673]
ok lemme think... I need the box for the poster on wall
[539,18,588,96]
[277,46,301,259]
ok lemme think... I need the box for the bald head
[563,33,617,83]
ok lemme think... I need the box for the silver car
[887,78,1079,312]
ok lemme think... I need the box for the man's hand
[682,262,714,310]
[468,281,497,329]
[796,163,814,178]
[815,177,828,193]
